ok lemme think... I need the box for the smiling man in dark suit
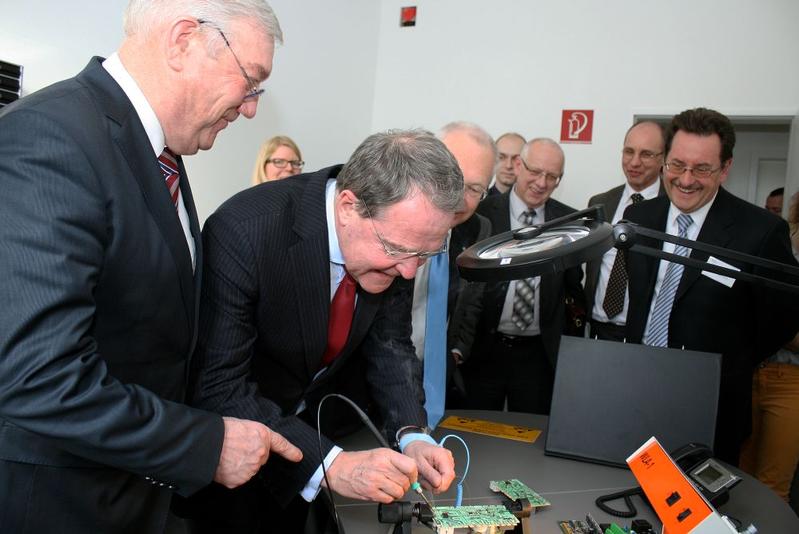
[187,129,461,532]
[624,108,799,465]
[584,121,665,341]
[0,2,303,533]
[460,138,584,414]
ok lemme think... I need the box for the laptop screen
[545,336,721,467]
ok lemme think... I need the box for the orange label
[438,416,541,443]
[627,437,712,534]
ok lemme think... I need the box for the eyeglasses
[267,158,304,170]
[198,19,265,101]
[519,157,562,184]
[622,148,663,162]
[361,200,448,260]
[664,160,722,179]
[464,183,488,201]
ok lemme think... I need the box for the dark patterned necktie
[158,148,180,210]
[602,192,645,318]
[643,213,694,347]
[511,210,537,330]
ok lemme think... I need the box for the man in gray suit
[584,121,665,341]
[0,2,301,532]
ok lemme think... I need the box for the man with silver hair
[410,121,495,418]
[187,129,461,531]
[0,1,300,532]
[462,138,584,414]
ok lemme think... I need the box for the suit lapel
[83,58,196,332]
[676,189,735,299]
[286,174,332,379]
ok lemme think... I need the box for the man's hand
[403,440,455,494]
[213,416,303,489]
[322,448,417,503]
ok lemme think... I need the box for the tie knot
[676,213,693,234]
[630,193,644,204]
[159,148,178,175]
[521,210,536,226]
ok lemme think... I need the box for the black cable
[316,393,392,532]
[595,486,649,518]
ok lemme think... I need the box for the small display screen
[696,464,723,485]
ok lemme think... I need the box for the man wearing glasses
[409,122,495,416]
[186,129,460,531]
[459,138,584,415]
[624,108,799,465]
[584,121,666,341]
[0,1,301,532]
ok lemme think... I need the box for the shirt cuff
[399,432,438,453]
[300,446,343,502]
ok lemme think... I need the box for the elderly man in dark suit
[409,122,495,420]
[459,138,584,414]
[186,129,460,532]
[624,108,799,465]
[584,121,665,341]
[0,2,302,532]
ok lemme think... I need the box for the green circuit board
[432,505,519,530]
[489,478,551,507]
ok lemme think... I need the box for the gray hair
[438,121,498,163]
[123,0,283,51]
[337,129,464,217]
[496,132,526,145]
[522,137,565,174]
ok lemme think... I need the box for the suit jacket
[624,188,799,457]
[584,182,664,319]
[466,191,585,367]
[446,212,492,351]
[0,58,222,530]
[191,166,426,505]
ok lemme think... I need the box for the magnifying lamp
[456,205,799,294]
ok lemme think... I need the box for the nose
[395,257,424,279]
[238,99,258,119]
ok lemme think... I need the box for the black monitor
[545,336,721,467]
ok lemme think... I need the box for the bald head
[622,121,665,191]
[439,122,496,226]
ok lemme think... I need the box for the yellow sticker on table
[438,416,541,443]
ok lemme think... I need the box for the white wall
[371,0,799,210]
[1,0,379,223]
[3,1,799,221]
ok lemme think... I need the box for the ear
[718,158,733,184]
[335,189,360,227]
[164,18,204,72]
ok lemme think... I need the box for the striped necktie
[512,210,537,330]
[643,213,694,347]
[158,148,180,210]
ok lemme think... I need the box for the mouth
[671,180,700,195]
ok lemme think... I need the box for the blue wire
[437,434,470,507]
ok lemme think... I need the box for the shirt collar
[667,190,717,231]
[510,187,541,222]
[325,179,345,265]
[102,52,165,157]
[623,179,661,202]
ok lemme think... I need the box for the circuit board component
[489,478,551,508]
[432,504,519,533]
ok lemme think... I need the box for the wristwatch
[395,425,434,450]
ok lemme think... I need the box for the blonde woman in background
[251,135,304,185]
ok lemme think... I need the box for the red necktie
[158,148,180,210]
[321,271,357,367]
